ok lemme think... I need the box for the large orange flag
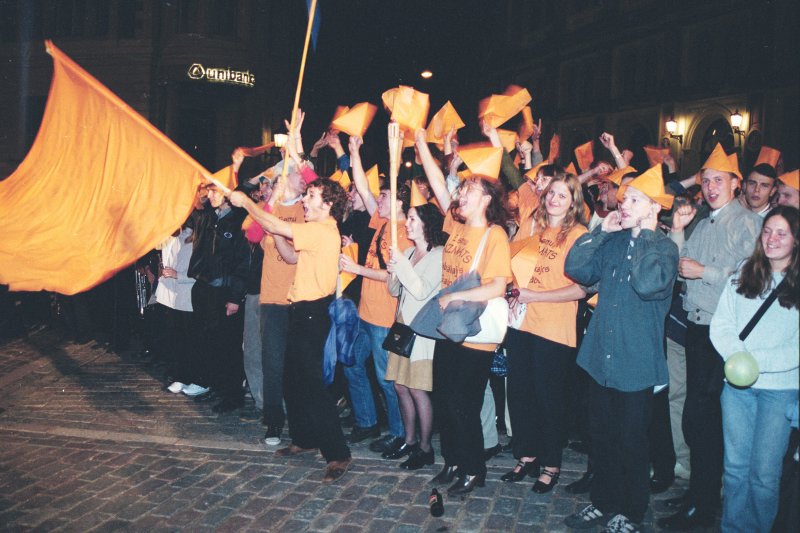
[0,41,208,294]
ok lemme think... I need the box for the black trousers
[682,322,723,514]
[506,328,574,467]
[649,386,676,479]
[191,281,244,399]
[283,296,350,462]
[589,378,653,524]
[433,338,493,476]
[261,303,289,428]
[156,304,199,385]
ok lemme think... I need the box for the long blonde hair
[531,173,586,246]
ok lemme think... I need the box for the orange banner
[0,41,208,294]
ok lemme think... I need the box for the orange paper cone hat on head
[329,169,351,190]
[365,164,381,197]
[525,161,548,182]
[478,85,532,128]
[426,101,465,146]
[410,180,428,208]
[604,166,637,186]
[519,106,535,139]
[617,164,674,209]
[779,169,799,191]
[698,143,742,183]
[644,145,670,167]
[381,86,430,132]
[458,144,503,181]
[755,146,781,168]
[574,141,594,173]
[331,102,377,138]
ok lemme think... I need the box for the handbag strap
[468,227,493,274]
[739,277,787,341]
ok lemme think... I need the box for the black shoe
[500,459,539,482]
[400,448,435,470]
[370,435,403,453]
[346,424,380,444]
[212,397,244,413]
[447,472,486,495]
[483,443,502,461]
[193,390,221,403]
[382,440,417,459]
[657,505,714,530]
[430,464,458,485]
[650,474,675,494]
[564,470,594,494]
[531,468,560,494]
[664,491,691,510]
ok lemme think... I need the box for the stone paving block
[324,498,355,515]
[327,524,362,533]
[366,518,396,533]
[200,504,236,527]
[258,506,289,525]
[165,506,204,526]
[275,491,309,509]
[89,518,130,533]
[216,514,255,533]
[258,480,294,499]
[243,475,274,492]
[342,510,371,526]
[398,505,429,526]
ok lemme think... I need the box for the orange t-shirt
[259,201,305,305]
[359,212,412,327]
[442,212,512,352]
[287,217,340,303]
[512,224,587,347]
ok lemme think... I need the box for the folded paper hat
[754,146,781,168]
[604,166,637,186]
[519,106,535,140]
[616,164,674,209]
[458,143,503,181]
[565,162,577,175]
[644,145,670,167]
[574,141,594,173]
[331,102,377,138]
[426,101,465,146]
[548,133,561,163]
[698,143,742,183]
[329,106,350,130]
[497,129,519,153]
[381,86,430,132]
[410,180,428,208]
[525,161,548,182]
[779,169,799,191]
[329,169,351,190]
[366,164,381,197]
[478,85,532,128]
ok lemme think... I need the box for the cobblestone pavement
[0,329,696,532]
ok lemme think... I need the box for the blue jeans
[721,384,797,533]
[343,319,404,437]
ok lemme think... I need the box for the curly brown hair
[312,178,349,223]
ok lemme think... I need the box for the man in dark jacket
[563,166,679,533]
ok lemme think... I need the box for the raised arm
[348,136,378,216]
[415,128,452,212]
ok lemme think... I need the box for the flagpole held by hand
[387,122,402,249]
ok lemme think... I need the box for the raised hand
[599,132,616,151]
[601,210,623,233]
[671,203,697,232]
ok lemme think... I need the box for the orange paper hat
[574,141,595,172]
[643,145,670,167]
[330,102,377,138]
[779,169,799,191]
[381,86,430,132]
[329,169,351,190]
[548,133,561,163]
[426,101,465,146]
[366,164,381,197]
[329,106,350,129]
[212,165,237,190]
[410,180,428,208]
[565,162,577,175]
[339,242,359,291]
[755,146,781,168]
[478,85,532,128]
[617,164,674,209]
[458,144,503,181]
[604,166,637,186]
[525,161,548,182]
[699,143,742,183]
[497,129,519,153]
[519,106,535,140]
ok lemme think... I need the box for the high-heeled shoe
[500,459,539,482]
[531,468,560,493]
[447,472,486,495]
[430,464,458,485]
[382,441,417,460]
[400,447,435,470]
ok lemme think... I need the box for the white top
[388,246,443,362]
[155,227,195,312]
[710,270,799,390]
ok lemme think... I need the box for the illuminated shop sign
[187,63,255,88]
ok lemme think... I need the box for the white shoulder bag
[464,227,509,344]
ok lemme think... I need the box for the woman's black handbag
[383,322,416,358]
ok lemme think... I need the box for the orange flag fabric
[0,41,207,294]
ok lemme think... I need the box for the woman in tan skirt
[385,203,447,469]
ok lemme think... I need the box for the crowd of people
[8,93,797,532]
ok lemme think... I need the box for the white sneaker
[167,381,186,394]
[674,462,691,480]
[603,514,640,533]
[182,384,210,397]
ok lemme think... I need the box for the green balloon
[725,351,760,387]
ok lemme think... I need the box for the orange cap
[519,106,535,139]
[699,143,742,183]
[604,166,637,186]
[458,143,503,181]
[426,101,465,146]
[643,145,670,167]
[617,164,674,209]
[548,133,561,163]
[330,102,377,138]
[779,169,799,191]
[497,129,519,153]
[381,86,430,132]
[755,146,781,168]
[329,169,351,190]
[410,180,428,208]
[574,141,594,173]
[478,85,532,128]
[365,164,381,197]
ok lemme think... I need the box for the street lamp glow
[665,117,677,134]
[420,70,433,79]
[730,110,743,129]
[274,133,289,148]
